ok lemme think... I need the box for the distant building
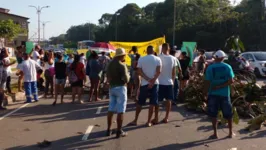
[0,8,29,47]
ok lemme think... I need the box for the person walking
[153,43,177,123]
[18,52,41,103]
[70,54,86,104]
[204,50,235,139]
[52,54,67,106]
[130,46,162,127]
[88,51,103,102]
[106,48,130,138]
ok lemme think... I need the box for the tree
[49,34,66,44]
[0,19,24,47]
[98,13,113,27]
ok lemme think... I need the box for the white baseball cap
[214,50,226,58]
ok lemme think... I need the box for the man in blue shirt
[204,50,235,139]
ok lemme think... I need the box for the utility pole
[29,5,50,44]
[173,0,176,47]
[115,13,120,41]
[42,21,50,41]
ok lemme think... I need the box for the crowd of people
[0,43,238,139]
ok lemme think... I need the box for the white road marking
[96,107,102,114]
[0,94,44,121]
[81,125,94,141]
[0,103,29,121]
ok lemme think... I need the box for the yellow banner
[109,36,166,66]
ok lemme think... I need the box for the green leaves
[0,19,25,40]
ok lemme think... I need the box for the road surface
[1,95,266,150]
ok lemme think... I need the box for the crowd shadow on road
[3,99,145,125]
[5,123,147,150]
[239,129,266,140]
[147,137,226,150]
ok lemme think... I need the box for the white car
[241,52,266,77]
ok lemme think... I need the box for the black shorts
[181,70,190,80]
[71,80,83,87]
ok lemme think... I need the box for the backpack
[68,65,78,84]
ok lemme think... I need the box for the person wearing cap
[106,48,130,138]
[129,45,162,127]
[17,52,42,103]
[204,50,235,139]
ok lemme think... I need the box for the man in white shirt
[155,43,177,123]
[18,52,42,103]
[32,45,40,64]
[130,46,162,127]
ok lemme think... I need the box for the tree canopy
[50,0,266,51]
[0,19,24,40]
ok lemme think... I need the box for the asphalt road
[2,63,266,150]
[1,94,266,150]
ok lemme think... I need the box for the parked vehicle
[241,51,266,77]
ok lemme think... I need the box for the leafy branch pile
[183,71,266,129]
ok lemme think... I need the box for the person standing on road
[3,48,16,94]
[88,51,103,102]
[128,46,139,98]
[106,48,130,138]
[130,46,162,127]
[70,54,86,104]
[204,50,235,139]
[154,43,177,123]
[44,51,55,98]
[15,46,24,92]
[52,54,67,106]
[178,49,191,102]
[99,51,110,85]
[18,52,42,103]
[170,50,182,104]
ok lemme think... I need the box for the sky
[1,0,241,40]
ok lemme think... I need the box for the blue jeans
[173,78,179,102]
[108,86,127,113]
[24,81,38,102]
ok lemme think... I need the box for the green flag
[26,42,34,54]
[181,42,197,66]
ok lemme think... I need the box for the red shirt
[71,62,85,80]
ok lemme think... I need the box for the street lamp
[42,21,50,41]
[29,5,50,44]
[115,13,120,41]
